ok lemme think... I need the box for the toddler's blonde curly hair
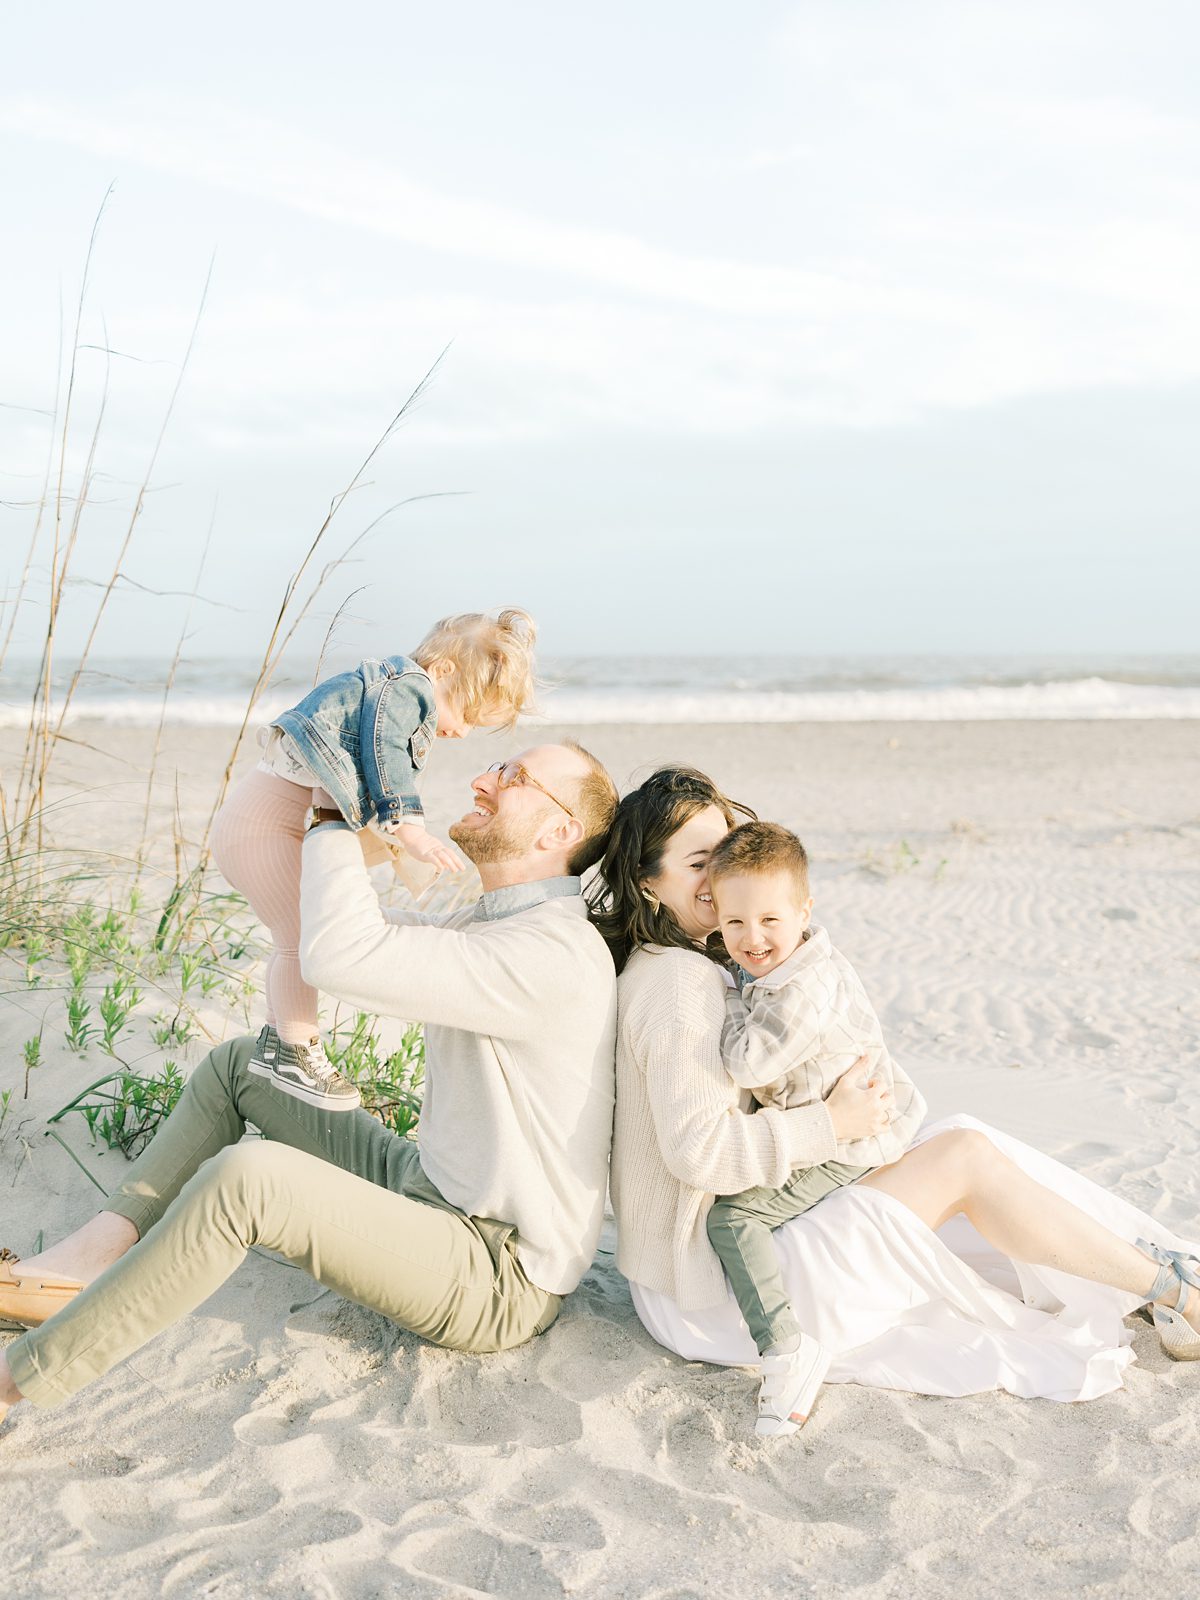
[412,607,539,729]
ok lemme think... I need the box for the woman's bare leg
[13,1213,139,1286]
[859,1129,1200,1331]
[0,1351,19,1411]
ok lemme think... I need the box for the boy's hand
[391,823,467,875]
[825,1055,892,1144]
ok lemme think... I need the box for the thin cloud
[1,95,968,324]
[4,63,1200,440]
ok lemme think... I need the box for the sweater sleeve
[301,826,571,1038]
[634,954,837,1194]
[720,978,825,1092]
[380,905,456,928]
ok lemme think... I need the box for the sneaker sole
[755,1344,833,1438]
[247,1059,361,1112]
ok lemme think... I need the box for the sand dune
[2,718,1198,1597]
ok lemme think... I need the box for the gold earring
[641,888,660,913]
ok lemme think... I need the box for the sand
[2,717,1199,1598]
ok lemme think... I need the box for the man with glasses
[0,741,621,1419]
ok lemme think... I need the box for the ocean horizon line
[4,653,1200,726]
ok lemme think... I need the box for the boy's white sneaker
[755,1333,832,1437]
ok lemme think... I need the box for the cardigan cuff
[779,1097,838,1170]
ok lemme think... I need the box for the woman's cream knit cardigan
[610,944,839,1311]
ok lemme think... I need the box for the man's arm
[300,825,567,1039]
[379,904,455,928]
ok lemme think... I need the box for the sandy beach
[2,716,1198,1598]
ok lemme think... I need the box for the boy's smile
[712,869,814,977]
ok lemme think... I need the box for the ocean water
[2,654,1200,727]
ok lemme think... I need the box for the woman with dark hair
[592,766,1198,1427]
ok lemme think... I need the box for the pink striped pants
[209,770,320,1043]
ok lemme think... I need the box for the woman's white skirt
[630,1116,1197,1402]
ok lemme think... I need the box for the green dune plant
[0,199,461,1181]
[326,1011,426,1140]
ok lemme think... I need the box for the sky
[2,1,1199,664]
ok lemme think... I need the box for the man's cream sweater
[609,944,839,1311]
[300,827,617,1296]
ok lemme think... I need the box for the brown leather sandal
[0,1250,83,1329]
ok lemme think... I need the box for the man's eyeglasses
[486,760,577,820]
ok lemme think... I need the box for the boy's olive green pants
[706,1160,872,1354]
[8,1037,559,1409]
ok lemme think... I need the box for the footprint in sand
[1068,1027,1116,1050]
[403,1360,583,1449]
[1127,1478,1200,1547]
[1127,1081,1179,1105]
[641,1590,718,1600]
[497,1498,606,1554]
[398,1525,562,1597]
[535,1313,640,1403]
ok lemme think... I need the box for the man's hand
[391,823,467,876]
[825,1055,892,1143]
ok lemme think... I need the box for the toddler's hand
[392,824,467,876]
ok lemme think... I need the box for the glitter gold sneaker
[248,1024,361,1112]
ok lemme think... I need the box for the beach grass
[0,210,450,1178]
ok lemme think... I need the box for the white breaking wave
[0,693,296,730]
[529,678,1200,723]
[2,676,1200,728]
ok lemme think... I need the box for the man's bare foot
[14,1212,139,1286]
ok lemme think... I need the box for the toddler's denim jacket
[272,655,436,829]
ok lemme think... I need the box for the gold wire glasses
[486,760,577,820]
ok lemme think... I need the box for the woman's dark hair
[587,766,756,973]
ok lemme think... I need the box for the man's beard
[449,811,541,865]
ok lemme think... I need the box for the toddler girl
[210,607,538,1110]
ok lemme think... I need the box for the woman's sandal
[0,1248,83,1330]
[1138,1239,1200,1362]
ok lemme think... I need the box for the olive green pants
[8,1036,559,1409]
[706,1160,872,1353]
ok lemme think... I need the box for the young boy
[705,821,927,1438]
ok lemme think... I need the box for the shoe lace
[303,1040,340,1083]
[1140,1238,1200,1308]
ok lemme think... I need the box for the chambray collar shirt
[472,876,582,922]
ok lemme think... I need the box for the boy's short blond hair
[707,821,810,901]
[413,607,539,728]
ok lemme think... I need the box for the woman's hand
[826,1056,892,1144]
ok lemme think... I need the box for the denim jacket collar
[472,876,582,922]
